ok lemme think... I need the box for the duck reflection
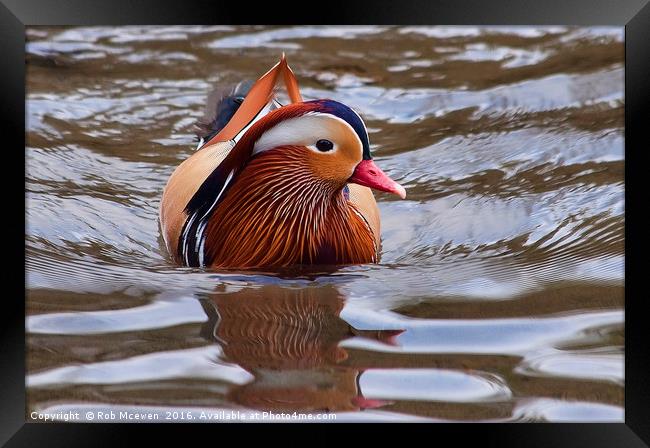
[199,283,402,413]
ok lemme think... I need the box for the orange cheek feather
[307,123,363,184]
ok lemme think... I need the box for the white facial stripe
[252,113,363,156]
[305,112,365,151]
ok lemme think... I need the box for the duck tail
[194,80,253,148]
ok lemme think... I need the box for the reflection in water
[200,285,402,412]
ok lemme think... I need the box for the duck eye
[315,139,334,152]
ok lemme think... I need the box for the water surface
[26,25,624,422]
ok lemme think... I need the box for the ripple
[27,295,207,335]
[301,68,623,123]
[360,369,511,403]
[516,348,623,385]
[513,398,623,422]
[27,346,254,388]
[340,308,623,356]
[398,26,570,39]
[206,26,389,49]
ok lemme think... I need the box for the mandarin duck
[160,56,405,269]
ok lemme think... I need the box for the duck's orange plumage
[160,56,405,269]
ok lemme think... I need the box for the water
[26,25,624,422]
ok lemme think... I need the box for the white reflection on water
[27,295,207,335]
[340,308,622,355]
[360,368,511,403]
[27,346,253,387]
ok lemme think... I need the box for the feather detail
[204,54,302,146]
[202,146,378,268]
[159,140,234,261]
[194,80,252,148]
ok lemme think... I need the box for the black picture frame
[4,0,648,445]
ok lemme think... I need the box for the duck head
[236,98,406,199]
